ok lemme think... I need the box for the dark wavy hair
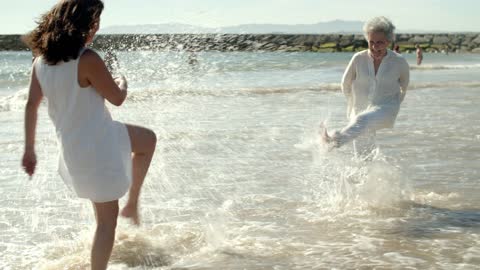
[22,0,104,65]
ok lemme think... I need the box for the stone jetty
[1,33,479,53]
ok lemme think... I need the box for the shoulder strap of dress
[33,55,43,76]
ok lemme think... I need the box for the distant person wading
[416,44,423,65]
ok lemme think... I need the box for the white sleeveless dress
[34,48,132,203]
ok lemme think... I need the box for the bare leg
[91,200,119,270]
[121,124,157,225]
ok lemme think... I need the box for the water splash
[296,123,413,214]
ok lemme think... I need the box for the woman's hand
[114,75,128,91]
[22,149,37,177]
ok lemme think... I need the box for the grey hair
[363,16,396,42]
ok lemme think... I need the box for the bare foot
[121,204,140,226]
[319,122,332,144]
[319,122,338,150]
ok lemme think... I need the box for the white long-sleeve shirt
[341,49,410,129]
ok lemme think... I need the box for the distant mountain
[221,20,364,34]
[99,23,212,34]
[99,20,365,34]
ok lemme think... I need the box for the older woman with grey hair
[321,16,410,157]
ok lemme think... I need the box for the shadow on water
[399,201,480,238]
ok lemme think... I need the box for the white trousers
[336,106,394,157]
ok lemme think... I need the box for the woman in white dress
[322,16,410,157]
[21,1,156,269]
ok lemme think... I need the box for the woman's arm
[79,49,127,106]
[341,54,357,118]
[341,55,357,97]
[22,64,43,177]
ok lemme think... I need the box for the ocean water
[1,50,479,269]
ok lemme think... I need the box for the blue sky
[1,0,479,34]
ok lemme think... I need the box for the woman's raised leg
[121,124,157,225]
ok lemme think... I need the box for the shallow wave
[0,88,28,111]
[1,81,479,111]
[122,84,342,102]
[125,81,480,101]
[408,81,480,90]
[410,63,480,70]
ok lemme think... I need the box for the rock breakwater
[1,33,479,53]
